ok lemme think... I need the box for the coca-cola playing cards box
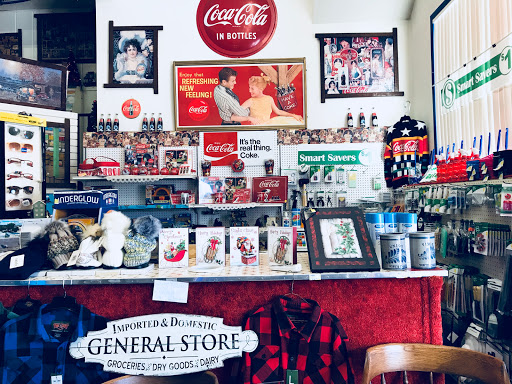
[196,227,226,267]
[230,227,259,266]
[252,176,288,204]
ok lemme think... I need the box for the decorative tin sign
[69,313,258,376]
[196,0,278,58]
[230,226,259,266]
[196,227,226,266]
[121,99,141,119]
[159,228,189,268]
[252,176,288,203]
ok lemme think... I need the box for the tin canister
[365,213,385,248]
[409,232,436,269]
[380,233,407,270]
[384,212,398,233]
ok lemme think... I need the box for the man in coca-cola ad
[213,67,261,126]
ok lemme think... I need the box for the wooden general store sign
[69,314,258,376]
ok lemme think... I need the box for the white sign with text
[69,313,258,376]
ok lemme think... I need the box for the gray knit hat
[123,232,156,267]
[45,221,79,269]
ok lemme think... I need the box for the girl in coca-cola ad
[114,31,153,84]
[241,75,303,126]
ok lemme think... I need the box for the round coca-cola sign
[188,99,210,121]
[196,0,278,58]
[121,99,141,119]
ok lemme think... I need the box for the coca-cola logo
[188,100,209,121]
[340,48,358,62]
[259,180,280,188]
[392,140,419,153]
[206,143,235,153]
[121,99,141,119]
[196,0,278,58]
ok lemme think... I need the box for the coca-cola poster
[315,30,404,102]
[196,0,277,58]
[202,131,277,166]
[173,59,306,130]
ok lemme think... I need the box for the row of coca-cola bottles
[346,108,379,129]
[96,113,163,133]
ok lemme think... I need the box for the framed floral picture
[315,29,404,102]
[303,207,380,272]
[104,21,163,94]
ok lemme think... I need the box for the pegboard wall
[279,143,392,209]
[437,204,511,281]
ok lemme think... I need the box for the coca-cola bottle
[141,114,148,132]
[347,109,353,128]
[97,114,104,133]
[157,114,163,132]
[372,111,378,127]
[105,114,112,132]
[359,109,366,128]
[129,100,134,117]
[113,114,119,132]
[149,113,155,132]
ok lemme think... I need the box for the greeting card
[230,227,259,266]
[195,227,226,267]
[268,227,297,266]
[159,228,189,268]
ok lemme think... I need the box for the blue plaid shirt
[0,304,116,384]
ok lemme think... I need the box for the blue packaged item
[383,212,397,233]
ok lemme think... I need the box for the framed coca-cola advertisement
[104,21,163,94]
[173,58,306,131]
[315,29,404,102]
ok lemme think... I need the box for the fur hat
[101,210,131,233]
[132,216,161,240]
[123,216,161,268]
[43,221,79,269]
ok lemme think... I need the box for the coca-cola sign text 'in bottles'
[196,0,278,58]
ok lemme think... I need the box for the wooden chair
[102,371,218,384]
[361,343,510,384]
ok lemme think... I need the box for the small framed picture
[104,21,163,94]
[303,207,380,272]
[159,228,189,268]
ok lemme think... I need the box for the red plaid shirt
[241,296,354,384]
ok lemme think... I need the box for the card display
[230,227,259,266]
[268,227,297,266]
[195,227,226,266]
[159,228,189,268]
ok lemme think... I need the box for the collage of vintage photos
[83,131,199,148]
[277,127,387,145]
[323,35,396,95]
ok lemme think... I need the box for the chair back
[361,343,510,384]
[102,371,218,384]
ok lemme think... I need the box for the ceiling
[313,0,417,23]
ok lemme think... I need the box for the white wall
[408,0,444,151]
[96,0,411,132]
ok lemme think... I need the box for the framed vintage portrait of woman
[104,21,163,94]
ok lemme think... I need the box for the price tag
[51,375,63,384]
[152,280,189,303]
[9,254,24,269]
[309,274,321,281]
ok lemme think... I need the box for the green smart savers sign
[298,147,372,165]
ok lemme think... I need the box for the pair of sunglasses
[7,142,33,153]
[7,198,32,208]
[6,171,33,180]
[8,126,34,139]
[7,186,34,195]
[7,158,33,167]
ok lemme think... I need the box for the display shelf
[73,174,197,183]
[190,203,283,210]
[6,254,447,286]
[401,177,512,190]
[119,204,189,210]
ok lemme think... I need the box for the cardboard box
[53,190,118,224]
